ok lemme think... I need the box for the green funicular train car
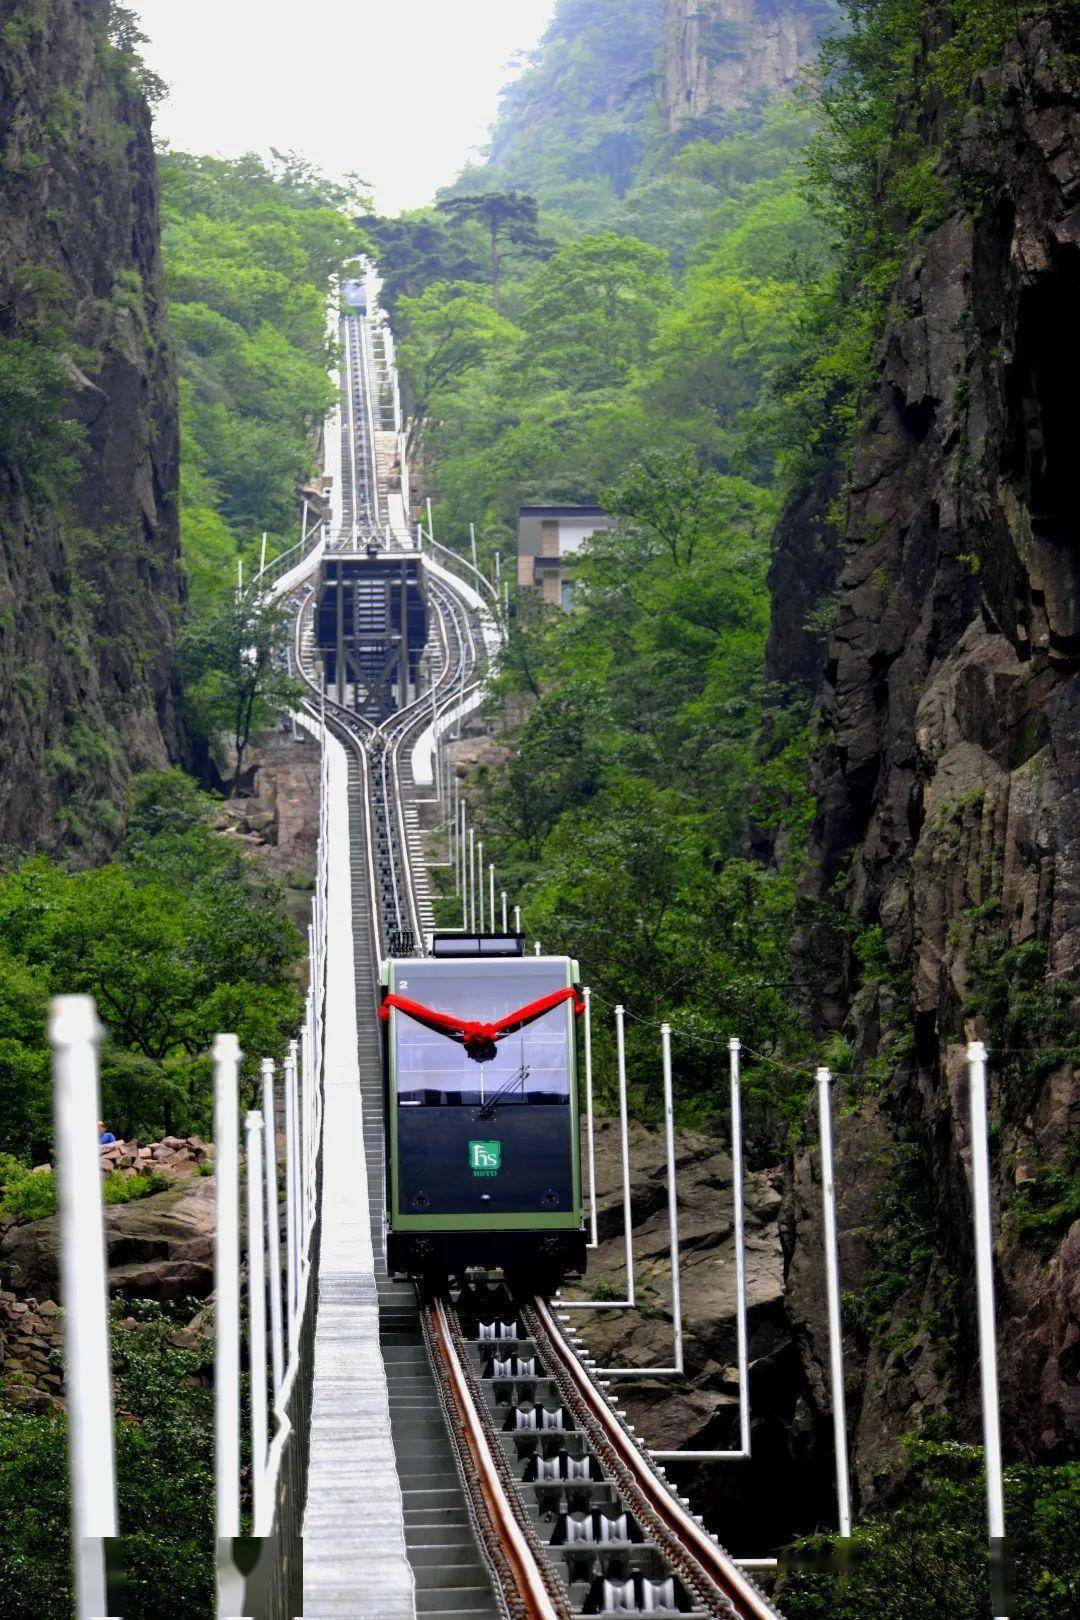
[381,938,588,1292]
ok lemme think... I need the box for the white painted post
[817,1066,852,1537]
[615,1006,636,1304]
[261,1059,284,1398]
[494,550,501,585]
[469,521,478,569]
[534,941,541,956]
[469,829,476,933]
[660,1024,684,1376]
[460,808,468,928]
[50,997,117,1620]
[730,1039,751,1456]
[583,987,599,1248]
[213,1034,242,1577]
[245,1110,270,1536]
[489,864,495,936]
[501,890,508,934]
[285,1044,301,1327]
[968,1041,1008,1617]
[260,531,267,575]
[513,905,522,934]
[450,778,458,888]
[426,496,434,542]
[236,558,243,600]
[478,838,485,932]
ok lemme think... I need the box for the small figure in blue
[98,1121,117,1145]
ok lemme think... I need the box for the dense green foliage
[467,455,815,1132]
[0,1158,171,1224]
[0,1303,213,1618]
[160,152,365,607]
[0,770,302,1162]
[178,589,301,789]
[779,1443,1080,1619]
[395,39,834,1139]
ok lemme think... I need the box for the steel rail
[381,580,481,944]
[426,1298,566,1620]
[531,1297,784,1620]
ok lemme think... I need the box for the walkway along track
[292,297,783,1619]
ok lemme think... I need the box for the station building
[515,503,615,607]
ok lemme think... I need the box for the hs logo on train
[469,1140,501,1176]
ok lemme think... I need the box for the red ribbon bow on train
[379,986,584,1064]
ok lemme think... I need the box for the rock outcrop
[0,0,183,856]
[1,1173,215,1304]
[0,1290,64,1410]
[662,0,837,131]
[770,7,1080,1511]
[563,1119,820,1545]
[98,1133,213,1178]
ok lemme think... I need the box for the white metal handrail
[214,714,331,1611]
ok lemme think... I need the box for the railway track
[293,292,783,1619]
[293,562,781,1620]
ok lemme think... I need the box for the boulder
[0,1177,215,1302]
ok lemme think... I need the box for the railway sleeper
[453,1293,699,1617]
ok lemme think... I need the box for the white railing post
[615,1005,636,1303]
[661,1024,684,1374]
[730,1038,751,1456]
[284,1041,301,1329]
[583,987,599,1249]
[245,1109,270,1537]
[213,1034,242,1614]
[294,1025,306,1276]
[261,1059,285,1399]
[50,996,118,1620]
[501,890,508,934]
[595,1021,683,1378]
[817,1065,852,1537]
[469,828,476,933]
[459,804,467,924]
[478,838,485,932]
[968,1040,1008,1617]
[489,864,495,937]
[513,905,522,935]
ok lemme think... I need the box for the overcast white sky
[129,1,556,214]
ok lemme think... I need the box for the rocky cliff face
[0,0,183,856]
[662,0,836,131]
[772,9,1080,1511]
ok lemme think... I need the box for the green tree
[396,281,518,457]
[517,233,671,390]
[160,152,366,605]
[178,591,300,791]
[436,191,547,312]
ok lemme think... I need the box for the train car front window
[393,965,571,1109]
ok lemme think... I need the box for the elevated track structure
[254,270,787,1620]
[41,265,1014,1620]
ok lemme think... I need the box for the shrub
[101,1169,172,1205]
[0,1167,57,1224]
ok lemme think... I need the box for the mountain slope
[0,0,183,855]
